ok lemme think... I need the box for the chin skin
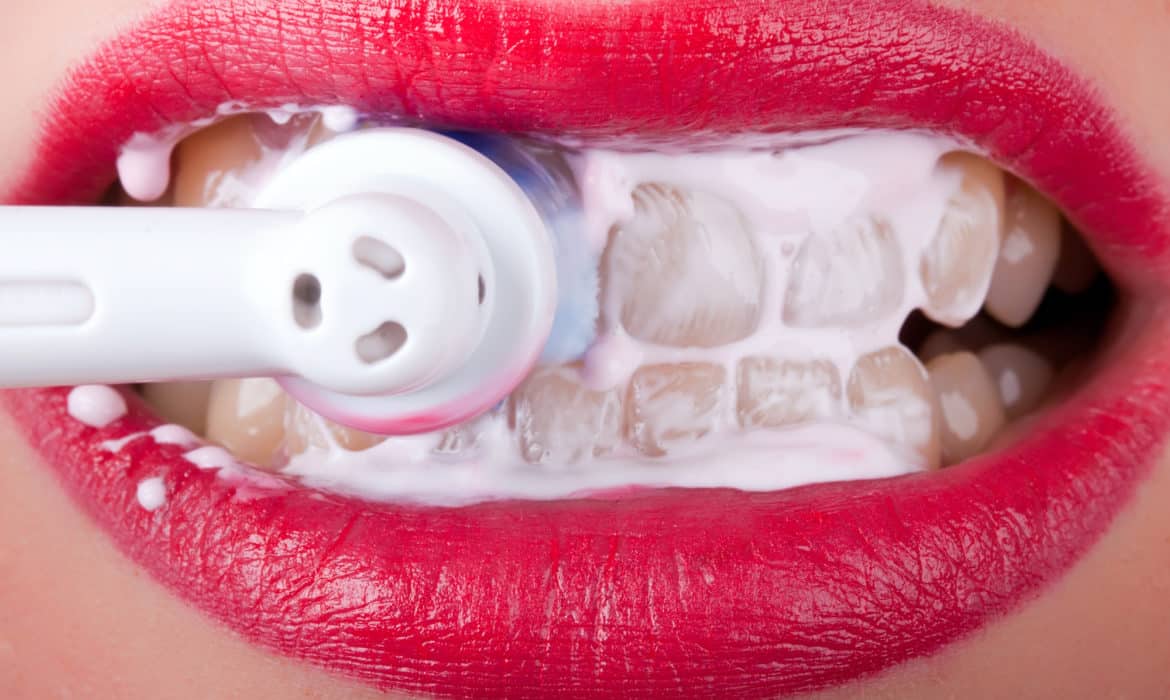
[0,0,1169,697]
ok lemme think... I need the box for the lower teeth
[126,112,1107,501]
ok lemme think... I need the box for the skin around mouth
[2,0,1170,698]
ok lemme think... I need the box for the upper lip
[4,0,1170,697]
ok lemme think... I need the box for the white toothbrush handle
[0,206,295,386]
[0,196,492,392]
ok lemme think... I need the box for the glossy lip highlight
[4,0,1170,697]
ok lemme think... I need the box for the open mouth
[4,0,1170,697]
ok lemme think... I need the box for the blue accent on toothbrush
[453,132,600,364]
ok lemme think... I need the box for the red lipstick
[4,0,1170,697]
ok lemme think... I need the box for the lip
[4,0,1170,696]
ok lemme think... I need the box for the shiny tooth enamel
[140,381,213,435]
[605,184,764,347]
[626,363,728,458]
[284,401,387,457]
[509,367,623,465]
[984,182,1062,327]
[736,357,842,429]
[846,346,940,469]
[926,351,1007,465]
[920,153,1006,327]
[977,343,1054,419]
[783,216,904,328]
[204,378,289,469]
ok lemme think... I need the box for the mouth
[5,0,1170,697]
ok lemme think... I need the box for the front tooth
[1052,225,1100,294]
[204,378,289,469]
[284,401,387,457]
[141,381,213,435]
[783,216,904,327]
[920,153,1006,327]
[847,346,940,469]
[508,367,623,466]
[173,113,333,207]
[626,362,727,458]
[925,352,1007,465]
[605,184,763,347]
[984,182,1062,327]
[977,343,1054,419]
[173,115,264,207]
[736,357,842,429]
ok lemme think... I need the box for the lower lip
[6,0,1170,695]
[2,303,1168,695]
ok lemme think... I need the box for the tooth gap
[356,321,408,364]
[353,236,406,279]
[291,273,322,330]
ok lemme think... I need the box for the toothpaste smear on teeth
[117,106,965,505]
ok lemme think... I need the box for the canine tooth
[977,343,1054,419]
[509,367,623,466]
[926,352,1007,465]
[606,184,763,347]
[920,153,1005,327]
[626,363,727,458]
[985,182,1062,327]
[847,346,940,469]
[736,357,842,429]
[204,378,288,469]
[141,381,213,435]
[284,402,387,457]
[1052,225,1100,294]
[783,216,903,327]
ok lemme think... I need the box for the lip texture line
[5,0,1170,697]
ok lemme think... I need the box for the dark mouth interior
[103,111,1117,502]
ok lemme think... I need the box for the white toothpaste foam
[67,385,127,428]
[136,477,167,511]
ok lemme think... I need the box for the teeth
[141,381,213,435]
[173,116,265,207]
[508,367,623,465]
[204,378,289,469]
[605,184,763,347]
[920,153,1005,327]
[626,363,727,458]
[284,401,387,457]
[1052,224,1100,294]
[926,352,1007,465]
[736,357,842,429]
[783,216,904,327]
[847,346,940,469]
[917,315,1006,362]
[984,182,1062,327]
[173,113,333,207]
[977,343,1054,419]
